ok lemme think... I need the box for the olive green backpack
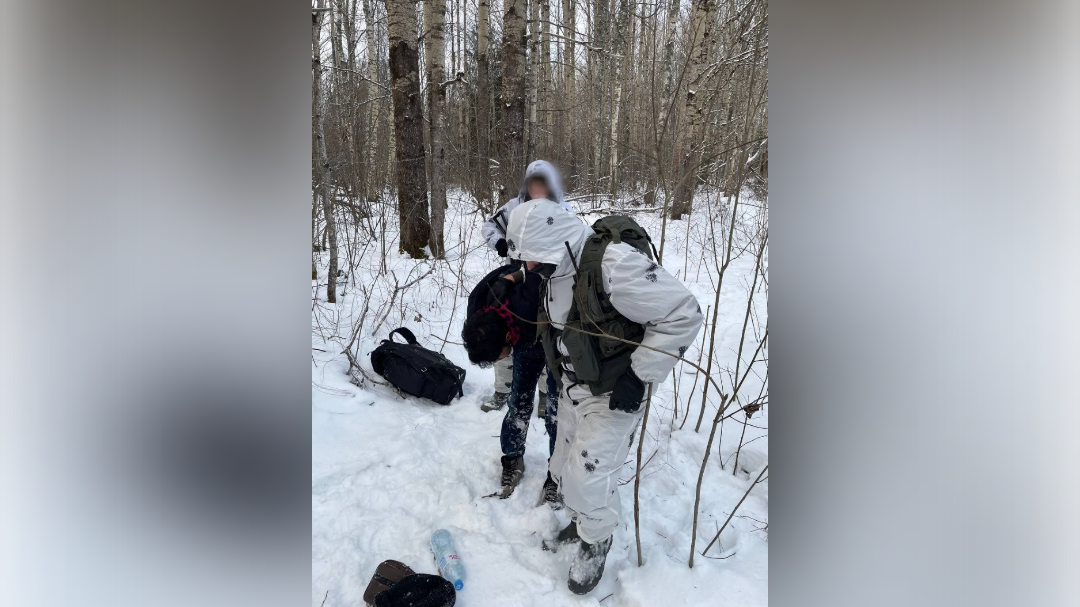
[539,216,658,395]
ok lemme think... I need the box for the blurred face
[497,343,512,360]
[526,178,550,201]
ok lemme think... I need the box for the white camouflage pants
[493,355,549,397]
[493,355,514,394]
[549,377,643,543]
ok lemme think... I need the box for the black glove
[609,367,646,413]
[495,238,509,257]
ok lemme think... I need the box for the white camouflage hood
[506,199,590,276]
[518,160,566,206]
[506,199,591,325]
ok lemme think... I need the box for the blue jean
[501,342,560,458]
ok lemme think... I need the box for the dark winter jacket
[466,264,544,346]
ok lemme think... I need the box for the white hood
[481,160,574,249]
[506,199,591,277]
[518,159,566,206]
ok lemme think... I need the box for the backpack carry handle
[388,327,418,345]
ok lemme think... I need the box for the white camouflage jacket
[505,200,703,385]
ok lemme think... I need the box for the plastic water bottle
[430,529,465,591]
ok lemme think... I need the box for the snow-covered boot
[541,472,562,510]
[541,521,580,552]
[568,535,613,595]
[481,391,510,412]
[499,455,525,498]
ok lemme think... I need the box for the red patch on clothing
[481,302,521,345]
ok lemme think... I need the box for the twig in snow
[701,464,768,556]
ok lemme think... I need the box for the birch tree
[561,0,577,185]
[313,0,767,248]
[607,0,631,198]
[540,0,552,154]
[594,0,614,194]
[313,1,339,302]
[425,0,448,257]
[362,0,387,199]
[526,0,541,160]
[475,0,495,210]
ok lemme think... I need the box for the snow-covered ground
[312,189,768,606]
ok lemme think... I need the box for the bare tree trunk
[363,0,385,200]
[446,0,454,80]
[526,0,541,161]
[387,0,432,258]
[501,0,528,199]
[311,194,319,280]
[562,0,577,187]
[426,0,448,257]
[607,0,630,198]
[455,0,467,184]
[475,0,495,211]
[643,0,682,205]
[341,0,368,202]
[540,0,552,155]
[669,0,714,219]
[314,1,339,303]
[423,0,434,186]
[661,0,680,105]
[588,0,610,196]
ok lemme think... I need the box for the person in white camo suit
[505,199,703,594]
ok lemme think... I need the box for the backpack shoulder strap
[388,327,418,345]
[573,231,613,324]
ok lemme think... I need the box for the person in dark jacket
[462,264,560,503]
[477,161,573,414]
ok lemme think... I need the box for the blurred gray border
[771,0,1079,605]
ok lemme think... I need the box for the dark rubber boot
[542,521,580,552]
[499,455,525,498]
[481,391,510,412]
[568,535,613,595]
[541,472,563,510]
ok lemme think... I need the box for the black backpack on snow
[370,327,466,405]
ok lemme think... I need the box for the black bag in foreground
[370,328,466,405]
[373,574,456,607]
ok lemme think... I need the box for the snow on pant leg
[543,370,559,456]
[499,344,547,457]
[558,392,642,544]
[548,378,579,489]
[493,354,514,394]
